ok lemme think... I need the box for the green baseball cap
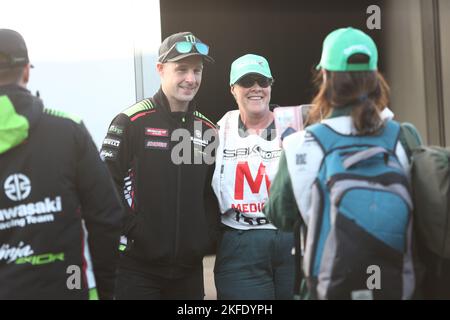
[229,54,272,86]
[316,27,378,72]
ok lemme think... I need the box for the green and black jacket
[0,84,122,299]
[101,88,220,278]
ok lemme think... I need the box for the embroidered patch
[190,136,209,147]
[108,125,124,136]
[145,127,169,137]
[145,139,169,150]
[103,138,121,148]
[100,149,118,160]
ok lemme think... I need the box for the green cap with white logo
[316,27,378,72]
[229,54,273,86]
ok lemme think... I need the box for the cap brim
[234,72,272,83]
[230,71,273,86]
[0,61,33,70]
[167,52,215,63]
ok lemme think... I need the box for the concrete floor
[203,255,217,300]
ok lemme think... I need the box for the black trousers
[115,266,204,300]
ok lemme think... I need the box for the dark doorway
[160,0,384,123]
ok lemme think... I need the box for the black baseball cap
[158,32,214,63]
[0,29,31,70]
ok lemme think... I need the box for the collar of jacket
[0,84,31,101]
[152,87,197,124]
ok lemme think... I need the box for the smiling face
[231,74,272,118]
[157,55,203,112]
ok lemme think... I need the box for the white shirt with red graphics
[212,110,282,230]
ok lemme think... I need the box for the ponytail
[351,95,383,135]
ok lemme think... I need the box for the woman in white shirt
[212,54,295,300]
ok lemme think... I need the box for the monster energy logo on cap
[184,34,196,43]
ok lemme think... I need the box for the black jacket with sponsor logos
[101,88,219,277]
[0,84,122,300]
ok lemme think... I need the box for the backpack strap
[307,120,401,154]
[400,122,423,160]
[306,123,338,154]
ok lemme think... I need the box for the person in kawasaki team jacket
[0,29,123,300]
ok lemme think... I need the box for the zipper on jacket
[172,164,182,271]
[172,115,187,270]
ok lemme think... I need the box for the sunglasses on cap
[159,41,210,62]
[236,75,274,88]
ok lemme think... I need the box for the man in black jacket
[0,29,122,300]
[101,32,219,299]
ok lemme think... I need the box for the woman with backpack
[264,27,415,300]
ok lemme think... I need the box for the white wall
[384,0,450,146]
[439,0,450,145]
[2,0,161,147]
[383,0,428,142]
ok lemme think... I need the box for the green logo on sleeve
[15,252,65,266]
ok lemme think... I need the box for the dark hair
[308,69,390,135]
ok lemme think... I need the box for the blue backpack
[303,120,415,300]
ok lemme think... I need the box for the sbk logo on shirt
[223,145,281,160]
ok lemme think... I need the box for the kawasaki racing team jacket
[101,88,219,278]
[0,84,122,300]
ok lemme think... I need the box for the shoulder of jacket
[43,108,82,124]
[283,130,306,150]
[193,110,217,129]
[122,99,155,118]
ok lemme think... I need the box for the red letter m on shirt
[234,162,271,200]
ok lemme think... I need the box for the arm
[75,122,123,300]
[264,151,302,231]
[100,114,137,237]
[204,163,221,254]
[203,127,220,254]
